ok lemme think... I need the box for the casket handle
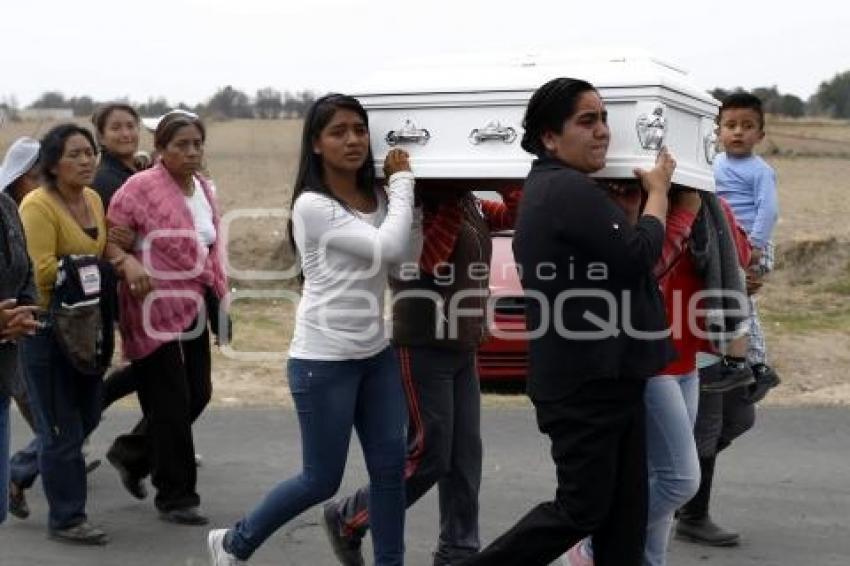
[469,121,517,145]
[703,128,719,164]
[385,119,431,146]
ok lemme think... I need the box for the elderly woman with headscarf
[1,137,41,522]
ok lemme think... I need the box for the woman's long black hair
[286,93,376,256]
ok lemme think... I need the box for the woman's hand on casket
[383,148,411,178]
[633,147,676,196]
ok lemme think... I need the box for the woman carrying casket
[322,181,521,566]
[463,77,676,566]
[207,94,416,566]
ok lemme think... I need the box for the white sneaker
[207,529,242,565]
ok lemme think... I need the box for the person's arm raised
[551,150,676,281]
[298,149,416,265]
[634,147,676,226]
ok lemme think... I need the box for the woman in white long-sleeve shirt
[208,94,417,566]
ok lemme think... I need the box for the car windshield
[473,190,500,202]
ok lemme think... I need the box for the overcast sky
[2,0,848,107]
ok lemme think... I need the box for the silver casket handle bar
[469,121,518,145]
[385,119,431,146]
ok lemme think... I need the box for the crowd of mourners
[0,81,778,566]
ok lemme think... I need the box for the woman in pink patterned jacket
[105,111,228,526]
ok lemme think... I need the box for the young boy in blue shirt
[676,92,781,549]
[714,92,779,388]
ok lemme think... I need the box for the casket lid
[350,48,716,105]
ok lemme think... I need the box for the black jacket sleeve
[91,168,122,211]
[548,170,665,282]
[17,253,37,307]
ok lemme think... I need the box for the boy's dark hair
[39,124,98,189]
[719,92,765,130]
[521,77,597,158]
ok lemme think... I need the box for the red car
[477,229,529,383]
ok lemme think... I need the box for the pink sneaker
[563,539,594,566]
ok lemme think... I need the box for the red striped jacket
[419,187,522,274]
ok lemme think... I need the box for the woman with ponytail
[463,78,676,566]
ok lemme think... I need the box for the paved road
[1,404,848,565]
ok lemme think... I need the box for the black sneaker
[49,521,109,545]
[321,502,365,566]
[8,481,29,519]
[106,451,147,500]
[159,506,209,526]
[675,515,740,547]
[743,364,781,404]
[700,359,755,393]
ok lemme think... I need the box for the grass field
[3,116,849,406]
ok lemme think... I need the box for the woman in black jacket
[1,137,41,522]
[0,190,39,526]
[90,104,145,469]
[463,78,676,566]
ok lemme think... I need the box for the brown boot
[676,514,740,547]
[675,456,740,547]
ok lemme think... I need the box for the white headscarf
[0,137,40,192]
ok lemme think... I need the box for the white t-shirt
[288,171,422,360]
[186,178,216,247]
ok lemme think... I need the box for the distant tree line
[6,71,850,120]
[5,86,318,120]
[710,86,806,118]
[711,71,850,119]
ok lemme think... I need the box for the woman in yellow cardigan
[18,124,110,545]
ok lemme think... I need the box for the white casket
[351,51,720,191]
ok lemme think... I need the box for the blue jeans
[227,347,408,565]
[1,394,9,525]
[6,353,40,492]
[20,329,103,530]
[333,346,482,564]
[644,371,701,566]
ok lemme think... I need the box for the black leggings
[107,324,212,511]
[465,378,648,566]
